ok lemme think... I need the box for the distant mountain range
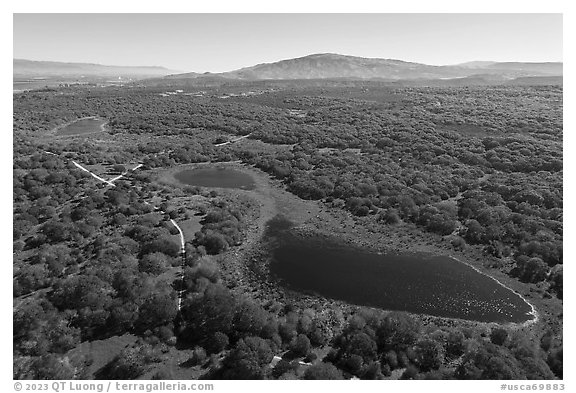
[14,59,180,80]
[167,53,563,83]
[14,54,563,86]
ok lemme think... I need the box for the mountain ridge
[167,53,563,81]
[13,54,563,84]
[14,59,181,79]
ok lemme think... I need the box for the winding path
[108,164,144,183]
[170,218,187,311]
[214,133,252,146]
[43,151,188,311]
[72,161,117,187]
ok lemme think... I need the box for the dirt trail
[72,161,116,186]
[214,133,253,147]
[45,151,188,311]
[108,163,144,183]
[170,218,186,311]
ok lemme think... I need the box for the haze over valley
[14,54,563,91]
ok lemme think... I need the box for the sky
[13,13,563,73]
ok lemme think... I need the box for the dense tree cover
[14,354,87,380]
[14,86,562,282]
[13,82,561,379]
[180,249,340,380]
[14,139,191,377]
[303,362,344,380]
[179,248,332,354]
[216,337,274,379]
[326,309,558,380]
[230,88,561,278]
[193,204,247,254]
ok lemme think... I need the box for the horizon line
[14,53,564,75]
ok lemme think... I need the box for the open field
[57,118,107,136]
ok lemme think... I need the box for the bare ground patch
[66,334,139,377]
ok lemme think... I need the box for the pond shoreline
[445,255,539,327]
[50,116,108,137]
[267,227,537,325]
[156,162,548,330]
[296,212,553,331]
[173,166,256,190]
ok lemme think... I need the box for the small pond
[174,167,256,190]
[57,118,106,136]
[269,234,534,324]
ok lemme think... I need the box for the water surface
[174,167,256,190]
[269,235,534,323]
[58,118,106,136]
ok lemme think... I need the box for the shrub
[220,337,273,380]
[514,256,549,283]
[361,361,384,380]
[303,362,344,380]
[446,330,466,358]
[290,334,311,358]
[138,252,169,275]
[207,332,229,354]
[401,364,419,380]
[379,209,400,224]
[190,347,207,366]
[490,328,509,346]
[383,350,398,369]
[414,339,445,372]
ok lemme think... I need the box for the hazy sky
[13,14,563,72]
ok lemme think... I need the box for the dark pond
[174,167,256,190]
[58,118,106,136]
[269,234,534,323]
